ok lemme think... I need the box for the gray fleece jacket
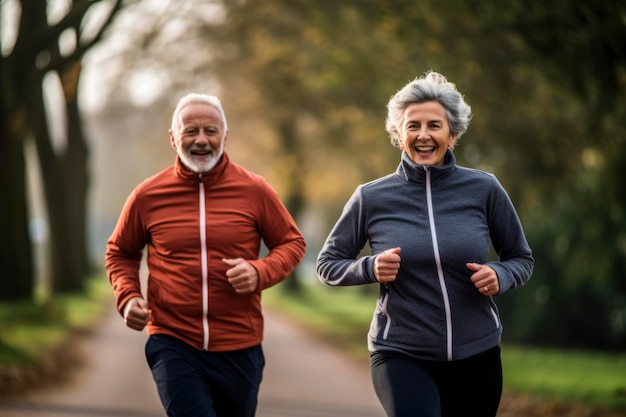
[316,150,534,361]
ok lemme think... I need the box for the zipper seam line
[199,177,209,350]
[425,168,453,361]
[382,290,391,339]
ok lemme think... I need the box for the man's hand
[374,247,402,284]
[223,258,259,294]
[122,296,150,331]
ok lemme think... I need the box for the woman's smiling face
[398,101,457,166]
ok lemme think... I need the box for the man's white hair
[171,93,228,132]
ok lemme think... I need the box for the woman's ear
[448,133,458,150]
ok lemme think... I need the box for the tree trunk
[32,62,89,294]
[0,116,35,300]
[0,0,124,299]
[63,61,92,277]
[0,42,35,299]
[278,118,305,293]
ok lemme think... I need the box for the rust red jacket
[105,152,306,351]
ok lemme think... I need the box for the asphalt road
[0,303,385,417]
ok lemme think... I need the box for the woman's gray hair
[171,93,229,132]
[385,71,472,148]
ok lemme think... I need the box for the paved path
[0,302,385,417]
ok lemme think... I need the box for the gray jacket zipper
[424,167,453,361]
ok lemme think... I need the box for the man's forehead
[181,102,219,117]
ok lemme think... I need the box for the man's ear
[169,130,177,150]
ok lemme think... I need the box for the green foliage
[496,0,626,107]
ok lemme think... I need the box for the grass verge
[0,274,113,396]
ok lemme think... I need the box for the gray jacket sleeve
[485,176,534,294]
[316,186,378,286]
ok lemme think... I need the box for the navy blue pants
[371,346,502,417]
[145,334,265,417]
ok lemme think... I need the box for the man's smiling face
[169,102,228,173]
[398,101,457,166]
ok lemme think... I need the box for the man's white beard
[178,141,224,173]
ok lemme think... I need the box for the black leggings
[371,346,502,417]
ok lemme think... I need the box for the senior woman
[316,71,534,417]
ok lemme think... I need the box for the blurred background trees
[1,0,624,350]
[1,0,123,299]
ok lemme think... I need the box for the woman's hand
[467,262,499,296]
